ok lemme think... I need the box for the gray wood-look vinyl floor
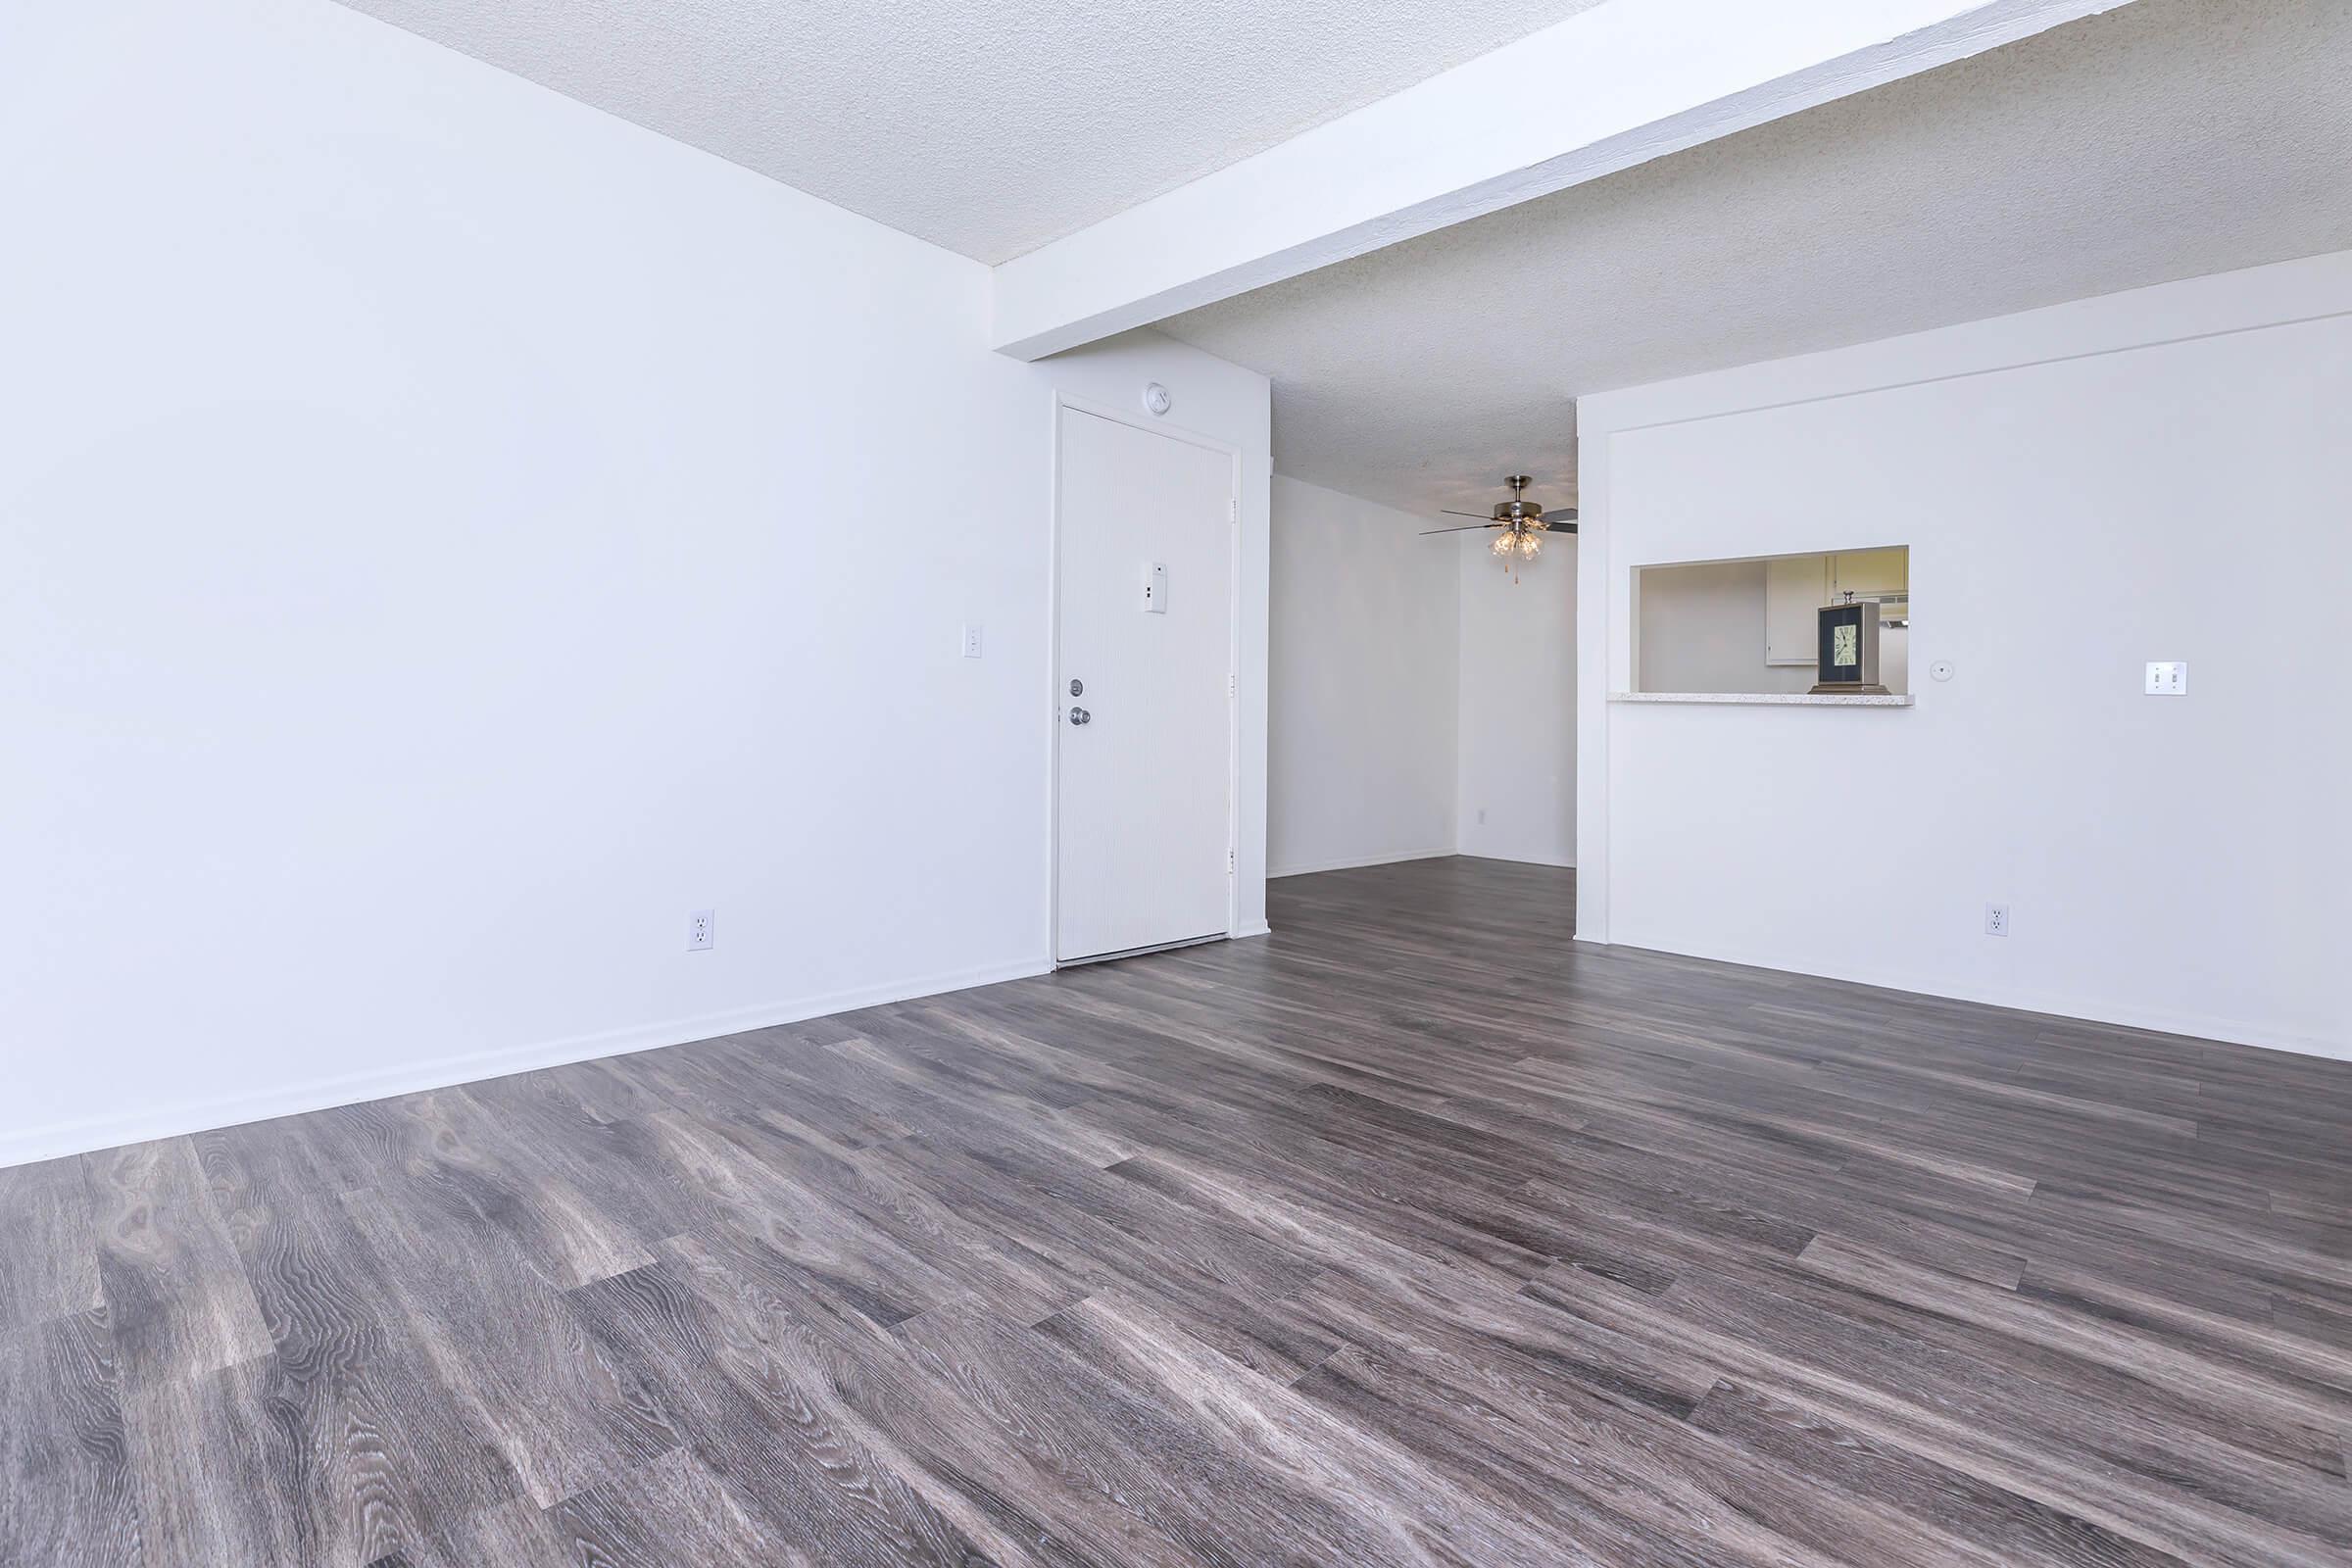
[4,856,2348,1566]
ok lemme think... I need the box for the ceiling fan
[1422,474,1576,582]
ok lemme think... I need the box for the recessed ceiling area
[1157,0,2352,517]
[331,0,1603,264]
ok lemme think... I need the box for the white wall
[1457,540,1577,866]
[1577,253,2352,1057]
[1266,478,1457,877]
[0,0,1271,1165]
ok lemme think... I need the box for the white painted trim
[1231,920,1273,940]
[1597,936,2350,1064]
[1586,251,2352,437]
[1572,422,1612,945]
[1047,392,1246,965]
[1456,851,1577,871]
[1268,846,1456,879]
[0,956,1051,1171]
[990,0,2135,359]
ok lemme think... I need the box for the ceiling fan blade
[1437,509,1498,520]
[1418,523,1501,535]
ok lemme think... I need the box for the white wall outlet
[1142,562,1168,613]
[688,908,714,951]
[960,623,983,659]
[2144,661,2186,695]
[1984,903,2010,937]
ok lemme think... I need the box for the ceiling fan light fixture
[1424,474,1573,583]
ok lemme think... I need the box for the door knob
[1069,707,1091,725]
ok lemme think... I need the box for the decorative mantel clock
[1811,595,1888,695]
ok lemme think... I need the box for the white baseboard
[0,956,1051,1170]
[1453,850,1576,870]
[1231,920,1273,939]
[1590,933,2348,1064]
[1268,846,1454,879]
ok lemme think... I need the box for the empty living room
[6,1,2350,1564]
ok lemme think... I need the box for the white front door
[1054,406,1235,963]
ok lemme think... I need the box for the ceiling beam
[989,0,2135,361]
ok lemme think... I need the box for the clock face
[1833,624,1859,667]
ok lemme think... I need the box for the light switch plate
[1142,563,1168,614]
[960,623,983,659]
[2144,661,2187,695]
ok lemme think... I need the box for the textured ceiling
[1160,0,2352,520]
[332,0,1603,264]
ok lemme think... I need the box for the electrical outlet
[960,623,983,659]
[1984,903,2010,938]
[688,909,714,952]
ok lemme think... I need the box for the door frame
[1047,391,1243,968]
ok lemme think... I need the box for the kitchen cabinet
[1831,548,1907,604]
[1764,550,1908,664]
[1764,555,1829,664]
